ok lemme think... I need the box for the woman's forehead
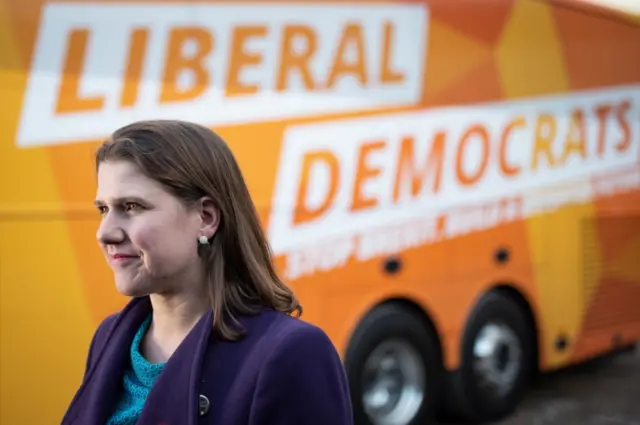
[96,161,165,201]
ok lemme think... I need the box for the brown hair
[96,119,302,340]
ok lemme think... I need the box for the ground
[492,345,640,425]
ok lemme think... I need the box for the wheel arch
[346,296,446,367]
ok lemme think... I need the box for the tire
[345,303,443,425]
[446,291,535,423]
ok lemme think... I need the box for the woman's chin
[114,280,152,298]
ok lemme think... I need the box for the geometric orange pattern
[572,190,640,358]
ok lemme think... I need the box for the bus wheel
[449,291,534,422]
[345,303,443,425]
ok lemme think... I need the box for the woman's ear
[198,197,220,239]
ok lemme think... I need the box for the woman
[62,120,353,425]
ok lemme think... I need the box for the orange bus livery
[1,0,639,424]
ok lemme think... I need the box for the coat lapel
[136,309,214,425]
[67,297,236,425]
[76,297,152,425]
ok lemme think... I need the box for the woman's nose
[96,214,126,245]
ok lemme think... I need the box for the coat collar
[76,296,214,425]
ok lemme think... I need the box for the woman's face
[95,160,212,297]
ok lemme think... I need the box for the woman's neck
[142,291,210,363]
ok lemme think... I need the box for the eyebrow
[93,196,148,206]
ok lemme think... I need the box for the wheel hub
[472,321,522,397]
[362,339,425,425]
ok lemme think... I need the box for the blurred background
[1,0,639,424]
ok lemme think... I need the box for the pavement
[491,345,640,425]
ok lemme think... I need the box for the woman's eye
[124,202,142,212]
[97,206,108,215]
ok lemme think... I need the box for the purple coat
[61,296,353,425]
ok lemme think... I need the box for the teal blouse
[106,316,166,425]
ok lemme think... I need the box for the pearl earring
[198,235,209,245]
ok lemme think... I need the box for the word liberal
[17,3,427,147]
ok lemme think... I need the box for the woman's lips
[109,254,140,264]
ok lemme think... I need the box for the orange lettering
[591,99,635,156]
[531,114,557,170]
[499,117,525,177]
[351,141,385,212]
[226,26,267,97]
[594,103,612,157]
[392,133,445,202]
[456,125,490,186]
[160,27,212,103]
[277,25,317,91]
[120,28,149,108]
[326,24,367,89]
[560,109,587,163]
[615,100,632,152]
[380,22,404,84]
[56,29,104,114]
[293,151,339,225]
